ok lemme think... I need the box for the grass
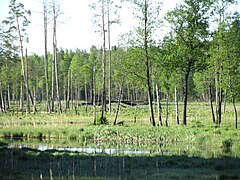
[0,102,240,179]
[0,102,239,153]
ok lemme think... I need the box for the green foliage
[98,116,109,125]
[222,139,233,154]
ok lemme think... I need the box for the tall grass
[0,102,239,155]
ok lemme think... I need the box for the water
[1,138,239,179]
[3,138,220,157]
[8,143,151,155]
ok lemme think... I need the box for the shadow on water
[0,140,240,179]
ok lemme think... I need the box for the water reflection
[1,138,240,179]
[2,138,233,158]
[8,143,151,155]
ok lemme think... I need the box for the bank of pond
[0,138,240,179]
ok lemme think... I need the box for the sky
[0,0,239,55]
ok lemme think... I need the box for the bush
[222,139,233,154]
[98,116,109,125]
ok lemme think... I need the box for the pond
[0,138,240,179]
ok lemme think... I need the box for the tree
[223,14,240,128]
[2,0,35,112]
[209,0,236,127]
[0,22,19,112]
[43,0,50,112]
[166,0,212,125]
[51,0,62,113]
[127,0,162,126]
[106,0,121,113]
[90,0,117,123]
[89,46,98,125]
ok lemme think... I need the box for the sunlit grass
[0,102,239,157]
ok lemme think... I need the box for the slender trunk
[51,0,56,113]
[209,85,215,123]
[101,0,107,123]
[114,82,123,125]
[52,0,62,114]
[55,59,62,113]
[166,93,169,127]
[93,64,97,125]
[134,105,137,124]
[71,73,74,109]
[223,90,227,113]
[51,52,55,112]
[15,11,35,111]
[215,71,222,127]
[127,84,130,102]
[20,78,24,114]
[85,78,88,113]
[0,91,3,112]
[183,67,191,125]
[7,83,11,110]
[44,0,50,113]
[0,81,5,112]
[175,87,179,125]
[33,87,36,114]
[66,69,70,109]
[215,42,223,127]
[107,2,112,113]
[25,49,30,114]
[156,84,162,126]
[232,96,238,129]
[144,0,155,126]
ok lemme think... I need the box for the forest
[0,0,240,128]
[0,0,240,179]
[0,0,239,127]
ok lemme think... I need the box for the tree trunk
[134,105,137,124]
[93,63,97,125]
[85,78,88,113]
[215,71,222,127]
[100,0,107,124]
[232,96,238,129]
[165,93,169,127]
[175,87,180,125]
[144,0,155,126]
[0,81,5,112]
[114,82,123,125]
[52,0,62,114]
[71,72,74,109]
[44,0,50,113]
[66,69,70,109]
[223,90,227,113]
[25,49,30,114]
[209,85,215,123]
[15,12,35,112]
[156,84,162,126]
[183,66,191,125]
[7,83,11,110]
[20,78,24,114]
[51,51,55,112]
[33,87,36,114]
[107,2,112,113]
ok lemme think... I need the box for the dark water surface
[0,138,240,179]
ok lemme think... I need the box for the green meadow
[0,102,240,179]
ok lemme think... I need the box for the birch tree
[127,0,162,126]
[166,0,212,125]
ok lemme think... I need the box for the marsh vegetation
[0,102,240,179]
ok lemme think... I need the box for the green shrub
[98,116,109,125]
[222,139,233,154]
